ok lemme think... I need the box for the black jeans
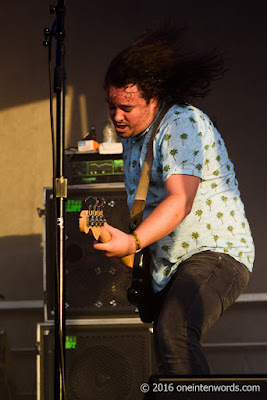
[153,251,251,375]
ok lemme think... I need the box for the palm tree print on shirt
[163,165,170,173]
[206,199,212,211]
[180,133,188,145]
[189,116,196,128]
[230,211,237,222]
[192,232,200,245]
[241,222,247,233]
[162,245,171,256]
[173,112,181,124]
[213,235,219,246]
[181,160,188,169]
[211,183,218,191]
[227,226,235,236]
[217,212,224,224]
[216,155,221,164]
[170,149,178,160]
[195,210,203,221]
[221,196,228,207]
[206,224,212,235]
[193,151,199,161]
[241,238,248,247]
[164,134,171,146]
[181,242,189,253]
[196,164,202,173]
[169,232,175,242]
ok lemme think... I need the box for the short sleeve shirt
[121,104,255,292]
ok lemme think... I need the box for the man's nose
[113,108,124,122]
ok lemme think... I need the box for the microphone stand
[45,1,67,399]
[55,1,66,398]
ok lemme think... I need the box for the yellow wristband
[130,231,142,253]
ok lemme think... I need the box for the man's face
[106,84,160,138]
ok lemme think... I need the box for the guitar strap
[129,102,172,231]
[127,103,172,321]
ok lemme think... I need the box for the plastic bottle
[102,120,117,143]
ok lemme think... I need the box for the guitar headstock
[79,195,135,268]
[79,196,106,240]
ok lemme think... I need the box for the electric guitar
[79,196,145,307]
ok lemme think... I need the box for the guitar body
[126,252,144,306]
[127,248,156,323]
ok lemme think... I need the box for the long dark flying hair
[104,24,225,105]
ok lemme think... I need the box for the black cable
[48,20,56,190]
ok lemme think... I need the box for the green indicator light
[82,177,97,182]
[113,159,124,174]
[65,336,77,349]
[66,200,82,212]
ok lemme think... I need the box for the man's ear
[150,97,161,112]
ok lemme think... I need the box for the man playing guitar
[91,25,254,375]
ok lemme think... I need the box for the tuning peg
[84,196,97,210]
[96,197,106,208]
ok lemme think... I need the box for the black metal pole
[53,1,67,400]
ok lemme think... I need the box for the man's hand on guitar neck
[93,222,136,258]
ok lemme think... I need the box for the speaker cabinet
[36,319,154,400]
[43,184,136,320]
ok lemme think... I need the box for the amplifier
[64,151,124,185]
[43,184,137,320]
[36,319,155,400]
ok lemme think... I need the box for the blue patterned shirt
[121,104,255,292]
